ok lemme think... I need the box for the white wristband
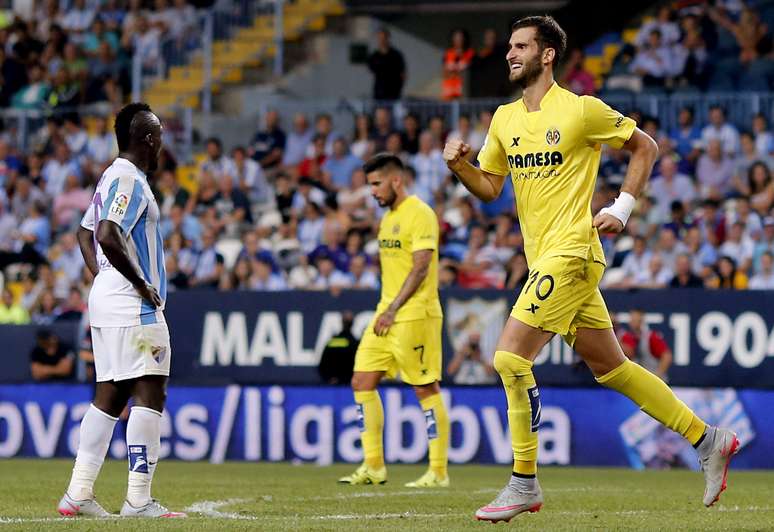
[599,192,636,227]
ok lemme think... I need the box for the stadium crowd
[0,99,773,329]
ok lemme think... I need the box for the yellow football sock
[354,390,385,469]
[493,350,539,476]
[419,393,449,478]
[596,360,707,445]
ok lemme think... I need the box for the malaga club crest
[546,127,561,146]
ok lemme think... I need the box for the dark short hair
[362,153,404,175]
[205,136,222,149]
[115,102,152,152]
[510,15,567,65]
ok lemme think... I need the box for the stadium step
[144,0,345,111]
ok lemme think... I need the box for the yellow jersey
[375,195,443,322]
[477,82,636,266]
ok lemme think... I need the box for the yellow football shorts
[511,253,612,346]
[354,317,442,385]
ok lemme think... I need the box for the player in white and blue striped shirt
[58,103,185,519]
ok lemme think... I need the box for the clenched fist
[443,138,473,171]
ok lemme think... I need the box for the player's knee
[493,350,510,376]
[351,372,377,391]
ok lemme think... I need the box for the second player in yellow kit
[354,193,443,383]
[338,153,450,489]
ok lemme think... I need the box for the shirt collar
[520,81,559,113]
[113,157,147,180]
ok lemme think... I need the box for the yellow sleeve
[476,106,509,176]
[581,95,636,149]
[410,205,439,252]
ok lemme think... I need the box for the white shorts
[92,322,172,382]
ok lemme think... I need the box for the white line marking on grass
[184,498,259,520]
[311,512,452,521]
[0,517,119,525]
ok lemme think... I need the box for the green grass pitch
[1,459,773,530]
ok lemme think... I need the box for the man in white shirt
[629,29,674,85]
[410,131,449,197]
[701,106,740,156]
[719,221,754,273]
[43,142,81,196]
[749,251,774,289]
[648,157,696,222]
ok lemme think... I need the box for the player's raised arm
[96,219,161,307]
[443,138,506,202]
[593,128,658,233]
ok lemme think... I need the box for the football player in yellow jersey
[337,153,450,488]
[443,15,738,523]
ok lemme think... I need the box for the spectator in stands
[456,224,504,289]
[43,142,80,197]
[351,113,374,161]
[213,172,252,234]
[734,195,762,240]
[560,48,596,96]
[448,115,478,151]
[251,109,286,172]
[672,14,708,89]
[401,112,420,155]
[749,251,774,289]
[707,255,748,289]
[613,235,651,289]
[447,332,496,385]
[630,29,674,87]
[313,113,339,156]
[282,113,314,168]
[322,138,363,191]
[124,15,161,70]
[747,161,774,214]
[701,106,740,156]
[190,230,224,289]
[30,329,74,381]
[669,107,702,163]
[752,113,774,156]
[384,132,408,165]
[0,201,15,251]
[309,224,348,272]
[696,139,735,198]
[367,27,406,100]
[620,308,673,381]
[156,170,191,218]
[311,253,350,290]
[60,0,96,42]
[348,253,378,289]
[427,115,448,147]
[411,130,449,198]
[317,310,358,384]
[753,217,774,271]
[372,107,394,153]
[57,287,86,321]
[85,115,117,173]
[53,232,85,285]
[31,290,60,325]
[649,157,696,222]
[655,227,687,272]
[719,221,754,273]
[231,146,267,206]
[670,253,704,288]
[53,174,91,232]
[637,6,680,47]
[0,47,28,108]
[200,137,237,182]
[710,6,772,64]
[733,133,772,191]
[298,135,328,185]
[0,288,30,324]
[633,253,673,289]
[469,110,492,156]
[442,28,474,100]
[469,28,509,98]
[297,201,325,254]
[251,255,287,291]
[12,62,49,110]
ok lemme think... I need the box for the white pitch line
[310,512,452,521]
[184,498,259,520]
